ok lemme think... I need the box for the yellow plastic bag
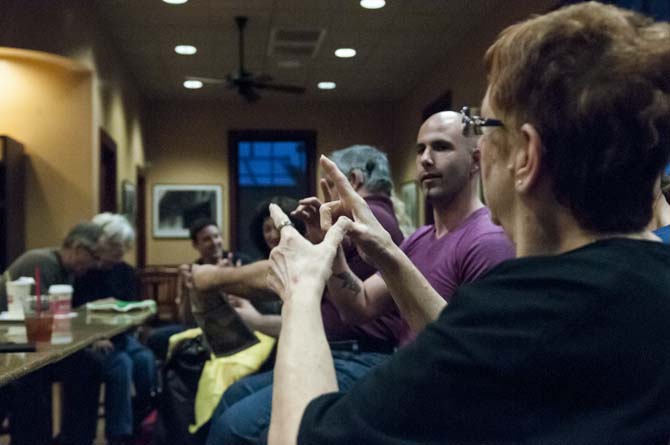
[166,327,203,360]
[189,331,276,432]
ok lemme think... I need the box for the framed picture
[153,184,223,238]
[400,180,419,229]
[121,180,137,224]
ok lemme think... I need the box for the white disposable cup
[51,317,72,344]
[6,278,33,315]
[48,284,73,317]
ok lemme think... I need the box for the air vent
[269,27,326,59]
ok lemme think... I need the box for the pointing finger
[320,200,342,232]
[320,156,358,203]
[320,178,333,202]
[322,216,352,250]
[269,203,299,238]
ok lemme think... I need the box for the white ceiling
[95,0,516,102]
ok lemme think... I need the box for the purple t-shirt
[396,207,515,346]
[321,195,406,344]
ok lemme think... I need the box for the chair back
[140,266,181,322]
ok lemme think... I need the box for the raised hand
[178,263,194,291]
[318,155,396,268]
[218,252,241,268]
[267,203,349,303]
[228,295,262,325]
[291,196,326,243]
[290,178,338,244]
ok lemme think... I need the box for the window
[229,130,316,260]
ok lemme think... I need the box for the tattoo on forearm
[334,272,361,294]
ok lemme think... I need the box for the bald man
[325,111,515,345]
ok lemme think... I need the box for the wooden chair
[139,267,181,323]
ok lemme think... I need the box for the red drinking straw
[34,266,41,313]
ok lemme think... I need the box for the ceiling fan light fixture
[163,0,188,4]
[360,0,386,9]
[175,45,197,55]
[318,81,336,90]
[183,80,203,89]
[334,48,356,58]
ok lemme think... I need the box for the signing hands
[290,178,336,244]
[267,203,349,303]
[228,295,263,327]
[318,156,395,268]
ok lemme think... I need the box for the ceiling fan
[188,16,306,102]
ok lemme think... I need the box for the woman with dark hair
[249,196,305,257]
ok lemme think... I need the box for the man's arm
[325,247,394,324]
[191,260,276,301]
[228,295,282,337]
[320,156,447,331]
[375,244,447,332]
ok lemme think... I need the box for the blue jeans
[206,351,391,445]
[101,334,157,438]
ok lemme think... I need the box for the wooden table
[0,307,154,387]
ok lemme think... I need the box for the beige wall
[0,49,94,249]
[1,0,556,263]
[144,100,394,265]
[0,0,146,262]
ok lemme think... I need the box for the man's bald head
[419,111,478,153]
[415,110,481,207]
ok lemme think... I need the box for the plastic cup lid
[48,284,73,294]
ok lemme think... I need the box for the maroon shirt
[321,195,405,345]
[395,207,515,345]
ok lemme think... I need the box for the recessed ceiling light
[175,45,197,55]
[334,48,356,58]
[318,82,336,90]
[277,60,302,69]
[183,80,203,89]
[163,0,188,4]
[360,0,385,9]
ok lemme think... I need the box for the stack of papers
[86,298,156,313]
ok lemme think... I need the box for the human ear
[348,170,364,190]
[514,123,542,192]
[470,148,481,175]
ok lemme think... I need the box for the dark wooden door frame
[136,166,147,268]
[227,130,317,252]
[99,129,117,213]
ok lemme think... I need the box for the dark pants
[2,349,103,445]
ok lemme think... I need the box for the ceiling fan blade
[186,76,228,85]
[252,82,306,94]
[253,73,274,83]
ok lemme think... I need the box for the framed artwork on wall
[152,184,223,238]
[121,180,137,224]
[400,180,420,229]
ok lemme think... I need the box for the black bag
[152,335,209,445]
